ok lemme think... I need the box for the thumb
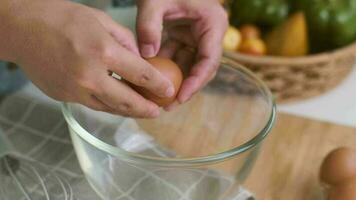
[136,3,164,58]
[92,9,139,55]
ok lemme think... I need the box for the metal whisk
[0,129,73,200]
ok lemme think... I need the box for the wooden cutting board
[244,113,356,200]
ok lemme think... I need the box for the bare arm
[0,0,176,118]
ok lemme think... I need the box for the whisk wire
[3,157,32,200]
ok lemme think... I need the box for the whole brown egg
[328,179,356,200]
[134,57,183,107]
[320,147,356,186]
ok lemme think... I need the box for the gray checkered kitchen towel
[0,92,254,200]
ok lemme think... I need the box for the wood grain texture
[137,92,268,158]
[244,113,356,200]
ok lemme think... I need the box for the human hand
[136,0,228,110]
[4,0,176,118]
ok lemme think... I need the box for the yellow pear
[265,12,309,57]
[223,26,242,51]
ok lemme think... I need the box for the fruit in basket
[239,38,266,56]
[303,0,356,51]
[230,0,289,27]
[228,0,356,54]
[223,26,242,51]
[265,12,308,57]
[239,24,261,40]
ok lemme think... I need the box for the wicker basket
[224,42,356,103]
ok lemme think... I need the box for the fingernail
[165,85,175,97]
[150,108,160,118]
[180,94,191,103]
[141,44,155,58]
[164,101,179,112]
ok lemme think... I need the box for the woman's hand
[136,0,228,109]
[1,0,176,118]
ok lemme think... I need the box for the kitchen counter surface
[245,112,356,200]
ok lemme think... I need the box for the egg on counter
[328,179,356,200]
[320,147,356,186]
[134,57,183,107]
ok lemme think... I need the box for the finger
[173,45,196,76]
[91,9,139,55]
[207,70,217,83]
[177,58,220,103]
[95,75,160,118]
[178,12,227,103]
[157,39,182,59]
[136,1,165,58]
[177,62,212,103]
[81,94,112,112]
[163,101,179,112]
[103,44,175,98]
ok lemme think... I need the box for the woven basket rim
[224,42,356,65]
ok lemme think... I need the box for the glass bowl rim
[61,57,276,167]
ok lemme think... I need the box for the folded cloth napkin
[0,92,254,200]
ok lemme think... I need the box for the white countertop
[19,6,356,128]
[279,67,356,128]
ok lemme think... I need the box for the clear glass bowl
[62,57,276,200]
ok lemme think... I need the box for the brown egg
[135,57,183,107]
[320,147,356,186]
[329,179,356,200]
